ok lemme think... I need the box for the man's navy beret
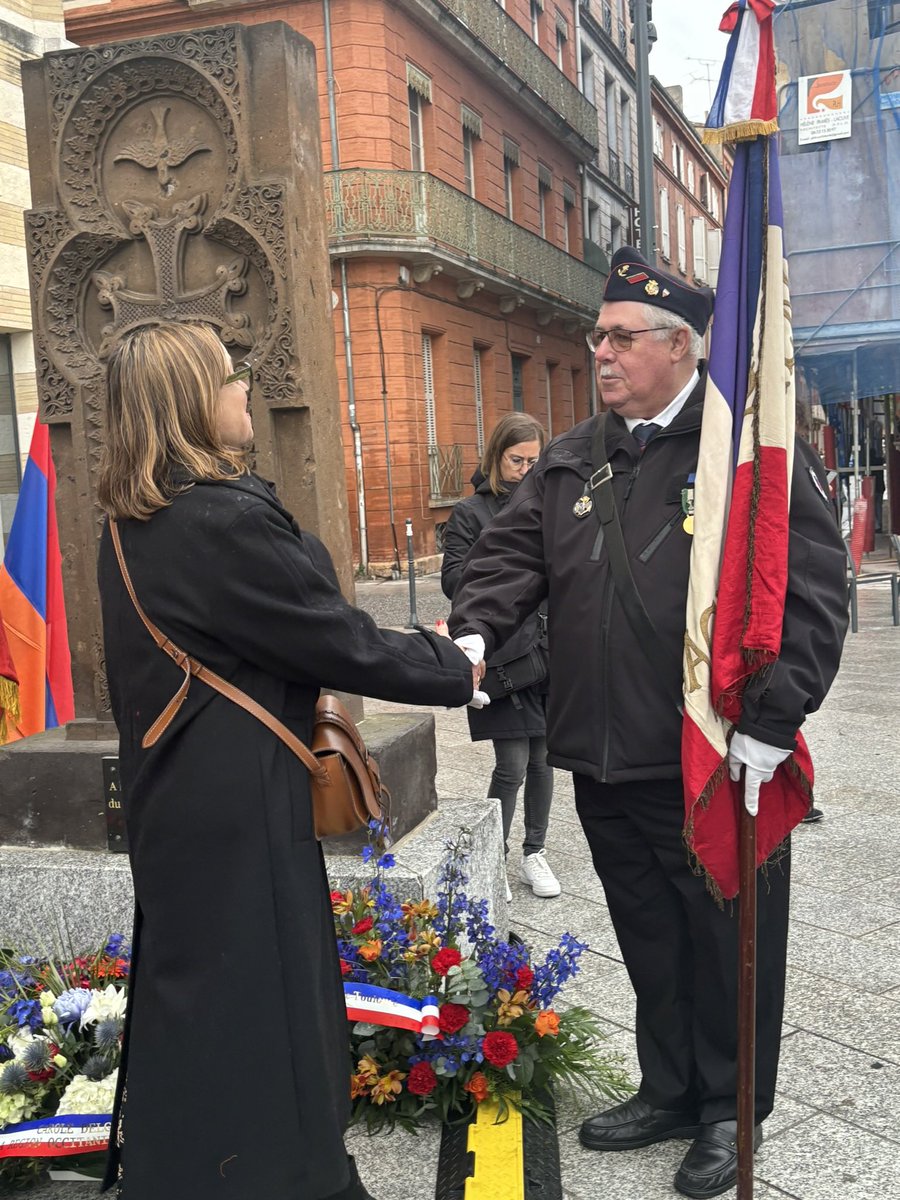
[603,246,715,335]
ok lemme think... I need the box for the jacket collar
[604,366,707,461]
[197,472,302,533]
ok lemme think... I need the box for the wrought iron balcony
[608,148,621,187]
[623,163,635,196]
[602,3,613,35]
[429,443,464,501]
[403,0,597,150]
[325,169,606,317]
[618,24,628,54]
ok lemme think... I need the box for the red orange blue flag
[682,0,811,900]
[0,420,74,740]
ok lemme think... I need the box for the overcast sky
[649,0,732,123]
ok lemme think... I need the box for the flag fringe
[0,676,20,745]
[703,119,779,145]
[683,759,731,908]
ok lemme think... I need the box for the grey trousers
[489,735,553,856]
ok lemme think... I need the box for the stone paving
[21,574,900,1200]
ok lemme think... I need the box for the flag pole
[737,785,757,1198]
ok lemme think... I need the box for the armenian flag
[682,0,811,900]
[0,602,18,744]
[0,420,74,740]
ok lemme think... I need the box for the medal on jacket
[573,492,592,518]
[682,473,695,535]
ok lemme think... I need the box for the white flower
[80,985,127,1028]
[55,1068,118,1117]
[7,1028,36,1058]
[0,1092,39,1129]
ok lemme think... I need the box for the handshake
[434,620,490,708]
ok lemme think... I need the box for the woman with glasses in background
[95,322,476,1200]
[442,412,560,901]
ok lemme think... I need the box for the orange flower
[465,1072,490,1103]
[350,1073,370,1099]
[331,889,353,915]
[359,938,383,962]
[534,1010,560,1038]
[356,1055,380,1081]
[370,1070,406,1105]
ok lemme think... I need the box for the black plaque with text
[103,756,128,853]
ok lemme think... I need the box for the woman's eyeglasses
[503,453,540,469]
[225,361,253,387]
[585,327,665,353]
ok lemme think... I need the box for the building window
[473,347,486,456]
[605,79,618,153]
[692,216,708,282]
[610,215,623,254]
[460,106,482,199]
[531,0,542,44]
[687,161,695,194]
[671,142,684,182]
[653,119,664,157]
[581,47,595,100]
[503,137,520,220]
[0,336,22,531]
[868,1,900,38]
[587,199,601,242]
[511,354,526,412]
[563,182,577,254]
[699,171,710,210]
[676,203,687,273]
[555,13,568,70]
[422,333,437,447]
[621,95,633,166]
[408,86,425,171]
[706,227,722,286]
[658,186,671,260]
[538,163,552,239]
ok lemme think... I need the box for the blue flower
[7,999,43,1031]
[53,988,94,1027]
[377,853,396,870]
[104,934,130,959]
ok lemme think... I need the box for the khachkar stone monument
[1,22,440,852]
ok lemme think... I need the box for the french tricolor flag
[682,0,811,901]
[0,420,74,739]
[705,0,779,144]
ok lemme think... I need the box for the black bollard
[406,517,419,628]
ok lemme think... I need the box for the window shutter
[706,227,722,286]
[658,187,670,259]
[676,204,686,272]
[422,334,437,447]
[473,349,485,456]
[692,216,707,281]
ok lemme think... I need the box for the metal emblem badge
[645,280,660,296]
[681,487,695,516]
[573,493,593,518]
[617,264,630,277]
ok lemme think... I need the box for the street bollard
[405,518,419,628]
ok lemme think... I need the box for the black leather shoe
[674,1120,763,1198]
[579,1095,700,1151]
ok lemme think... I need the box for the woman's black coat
[97,473,473,1200]
[442,476,547,741]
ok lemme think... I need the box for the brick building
[651,79,728,294]
[64,0,605,572]
[0,0,67,552]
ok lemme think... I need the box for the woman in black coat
[442,414,559,900]
[95,323,476,1200]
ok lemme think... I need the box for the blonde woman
[442,413,559,900]
[96,322,475,1200]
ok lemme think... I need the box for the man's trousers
[573,775,790,1124]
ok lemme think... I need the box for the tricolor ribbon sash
[0,1114,111,1159]
[344,982,440,1038]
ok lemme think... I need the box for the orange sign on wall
[798,71,853,144]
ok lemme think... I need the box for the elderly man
[449,247,847,1199]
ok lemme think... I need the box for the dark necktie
[632,422,662,452]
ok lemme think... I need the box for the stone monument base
[0,799,505,951]
[0,713,440,851]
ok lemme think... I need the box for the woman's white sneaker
[520,850,561,897]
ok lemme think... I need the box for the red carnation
[438,1003,469,1035]
[515,965,534,991]
[331,890,345,905]
[482,1031,519,1069]
[407,1061,439,1097]
[351,916,374,936]
[431,947,462,976]
[340,958,352,977]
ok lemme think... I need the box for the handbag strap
[109,520,327,780]
[588,416,683,711]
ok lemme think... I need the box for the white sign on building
[798,71,853,145]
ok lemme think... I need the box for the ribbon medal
[682,473,695,535]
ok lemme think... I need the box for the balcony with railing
[325,169,606,317]
[398,0,598,151]
[428,443,464,501]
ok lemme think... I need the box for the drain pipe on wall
[323,0,368,571]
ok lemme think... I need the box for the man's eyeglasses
[225,361,253,387]
[503,453,540,469]
[585,327,666,353]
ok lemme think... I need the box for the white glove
[728,732,792,816]
[453,634,491,709]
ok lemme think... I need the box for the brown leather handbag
[109,520,388,839]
